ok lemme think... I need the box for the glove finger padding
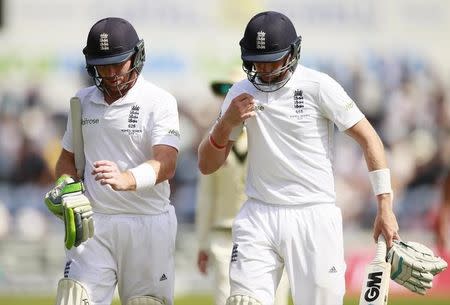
[63,206,76,249]
[74,206,94,244]
[411,269,433,282]
[401,241,448,275]
[387,239,448,295]
[388,240,447,274]
[398,280,427,295]
[389,257,433,292]
[62,190,94,249]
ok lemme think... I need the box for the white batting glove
[387,240,448,294]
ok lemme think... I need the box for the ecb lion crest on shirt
[289,89,310,121]
[120,104,143,135]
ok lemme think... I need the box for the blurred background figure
[435,170,450,251]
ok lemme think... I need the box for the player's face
[95,59,136,98]
[253,56,289,83]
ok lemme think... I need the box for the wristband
[368,168,392,195]
[129,163,156,190]
[209,134,226,150]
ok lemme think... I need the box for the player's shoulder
[297,65,344,96]
[75,86,99,106]
[295,65,334,84]
[133,77,177,112]
[139,77,177,103]
[229,78,256,96]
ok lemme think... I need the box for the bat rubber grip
[374,235,387,263]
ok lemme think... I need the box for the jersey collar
[89,75,144,106]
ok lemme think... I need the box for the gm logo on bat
[364,271,383,302]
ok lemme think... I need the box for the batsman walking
[45,17,180,305]
[196,80,290,305]
[198,11,399,305]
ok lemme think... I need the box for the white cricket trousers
[63,206,177,305]
[210,230,290,305]
[230,199,346,305]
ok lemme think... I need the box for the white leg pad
[55,278,90,305]
[127,296,165,305]
[226,295,262,305]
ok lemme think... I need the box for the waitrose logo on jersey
[82,118,100,125]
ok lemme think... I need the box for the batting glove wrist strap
[44,175,79,219]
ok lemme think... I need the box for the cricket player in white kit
[196,81,289,305]
[46,17,180,305]
[198,11,399,305]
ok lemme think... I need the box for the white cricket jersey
[62,76,180,214]
[220,65,365,205]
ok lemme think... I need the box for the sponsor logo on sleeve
[168,129,180,138]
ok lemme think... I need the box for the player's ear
[86,65,96,77]
[291,36,302,60]
[133,39,145,73]
[242,61,252,71]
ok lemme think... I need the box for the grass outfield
[0,294,449,305]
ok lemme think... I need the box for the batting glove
[387,239,448,295]
[44,175,94,249]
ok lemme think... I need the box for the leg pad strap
[226,295,262,305]
[127,296,165,305]
[55,278,90,305]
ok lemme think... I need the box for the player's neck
[104,93,121,105]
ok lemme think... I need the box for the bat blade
[70,96,85,179]
[359,236,391,305]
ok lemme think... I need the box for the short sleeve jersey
[62,76,180,214]
[219,65,364,205]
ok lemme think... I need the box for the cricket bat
[359,236,391,305]
[70,96,85,179]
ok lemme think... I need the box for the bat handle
[374,235,387,263]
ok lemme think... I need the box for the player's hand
[92,160,135,191]
[197,250,209,275]
[44,175,94,249]
[373,194,399,248]
[45,175,74,219]
[221,93,256,128]
[62,189,94,249]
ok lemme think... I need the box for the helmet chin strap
[94,67,139,100]
[242,35,302,93]
[252,71,293,92]
[245,56,298,92]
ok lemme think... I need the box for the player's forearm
[126,160,171,191]
[376,193,393,212]
[151,145,178,184]
[347,119,393,210]
[364,142,394,211]
[347,118,387,171]
[360,131,387,172]
[55,149,78,178]
[198,138,229,174]
[361,136,395,209]
[198,120,233,174]
[126,146,177,191]
[148,159,175,184]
